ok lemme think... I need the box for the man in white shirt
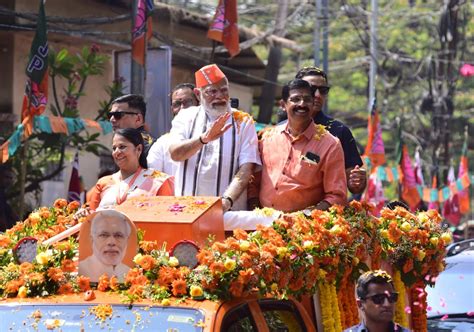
[79,210,132,282]
[169,64,261,211]
[147,83,199,176]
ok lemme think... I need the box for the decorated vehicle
[0,198,450,331]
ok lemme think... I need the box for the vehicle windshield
[0,304,205,331]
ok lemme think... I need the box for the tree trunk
[257,0,288,124]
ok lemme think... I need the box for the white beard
[202,102,231,119]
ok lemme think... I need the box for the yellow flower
[18,286,28,298]
[271,283,278,292]
[239,240,250,251]
[303,240,314,250]
[168,256,179,267]
[430,237,439,246]
[329,225,342,235]
[224,258,236,271]
[418,212,429,223]
[380,229,389,239]
[190,285,204,298]
[277,247,288,258]
[133,254,143,265]
[29,212,42,224]
[36,252,51,265]
[161,299,171,306]
[416,250,426,261]
[441,232,452,245]
[352,257,360,266]
[400,222,411,232]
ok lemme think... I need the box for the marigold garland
[410,281,428,332]
[318,279,341,332]
[393,269,409,328]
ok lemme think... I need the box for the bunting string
[371,165,471,203]
[0,115,112,163]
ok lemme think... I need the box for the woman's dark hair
[114,128,148,169]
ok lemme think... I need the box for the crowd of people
[86,63,367,214]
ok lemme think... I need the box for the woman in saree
[88,128,174,210]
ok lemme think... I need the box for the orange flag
[400,145,421,211]
[132,0,154,66]
[207,0,240,57]
[363,103,386,169]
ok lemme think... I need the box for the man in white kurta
[169,64,261,211]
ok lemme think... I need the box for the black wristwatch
[222,196,234,208]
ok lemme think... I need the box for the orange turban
[195,64,226,88]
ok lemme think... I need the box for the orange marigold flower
[58,283,73,295]
[171,279,187,296]
[128,284,144,297]
[77,275,91,292]
[5,280,24,294]
[177,266,191,279]
[28,272,45,285]
[211,242,228,253]
[402,259,414,274]
[229,280,244,298]
[240,253,253,269]
[47,267,65,282]
[238,268,254,284]
[109,276,119,291]
[97,274,109,291]
[0,234,12,248]
[19,262,34,275]
[139,240,160,253]
[53,241,71,252]
[61,259,76,273]
[136,254,156,271]
[196,249,214,265]
[67,201,80,213]
[157,266,178,287]
[233,229,248,240]
[209,262,225,275]
[39,208,51,219]
[349,200,363,211]
[54,198,68,209]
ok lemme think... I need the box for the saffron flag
[400,145,421,211]
[207,0,240,57]
[363,101,386,169]
[442,166,462,225]
[67,152,81,203]
[132,0,154,66]
[21,0,48,136]
[458,134,470,214]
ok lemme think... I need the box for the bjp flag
[400,145,421,211]
[207,0,240,57]
[458,134,470,214]
[363,102,386,169]
[21,0,48,137]
[132,0,154,66]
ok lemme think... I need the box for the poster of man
[78,210,137,282]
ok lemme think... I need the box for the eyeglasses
[288,95,314,104]
[108,111,140,120]
[311,85,330,95]
[362,292,399,305]
[172,98,195,109]
[203,86,229,98]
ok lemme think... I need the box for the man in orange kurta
[248,79,347,212]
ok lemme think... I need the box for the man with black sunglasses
[288,67,367,196]
[108,94,155,157]
[344,270,411,332]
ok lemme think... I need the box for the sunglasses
[108,111,140,120]
[311,85,330,96]
[363,292,399,304]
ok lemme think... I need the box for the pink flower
[169,203,186,212]
[404,306,411,314]
[426,306,432,312]
[467,311,474,316]
[441,314,449,321]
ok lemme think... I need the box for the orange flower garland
[410,281,428,332]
